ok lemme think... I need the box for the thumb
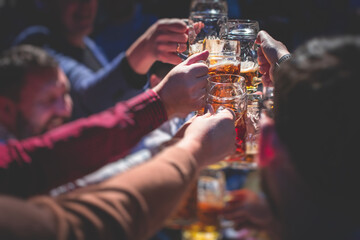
[216,108,236,122]
[184,50,209,65]
[255,30,271,45]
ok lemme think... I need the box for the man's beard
[15,112,68,139]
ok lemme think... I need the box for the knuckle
[180,34,188,42]
[174,71,187,81]
[157,19,166,25]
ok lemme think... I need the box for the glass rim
[228,19,259,24]
[227,19,260,33]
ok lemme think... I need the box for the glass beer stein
[189,0,228,18]
[224,19,261,93]
[188,13,228,56]
[205,38,241,76]
[206,74,248,166]
[196,38,241,116]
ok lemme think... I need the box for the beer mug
[165,178,198,228]
[189,0,228,18]
[195,38,241,116]
[181,167,226,240]
[204,38,241,76]
[206,74,247,165]
[188,15,228,56]
[224,19,261,93]
[244,93,262,169]
[197,168,226,229]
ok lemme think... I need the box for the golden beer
[197,202,223,228]
[205,37,241,77]
[196,168,226,230]
[166,179,198,228]
[240,61,261,92]
[208,56,241,77]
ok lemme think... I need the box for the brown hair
[0,44,58,101]
[274,35,360,215]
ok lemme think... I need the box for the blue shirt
[13,25,148,120]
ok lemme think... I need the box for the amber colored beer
[240,61,261,92]
[206,80,247,162]
[234,111,247,159]
[206,92,244,120]
[204,75,248,164]
[166,179,198,228]
[197,202,223,228]
[208,56,240,77]
[197,74,244,116]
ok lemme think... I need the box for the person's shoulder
[12,25,52,47]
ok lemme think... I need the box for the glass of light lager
[196,38,241,116]
[197,168,226,230]
[224,19,261,93]
[205,38,241,76]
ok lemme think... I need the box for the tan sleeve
[29,146,199,240]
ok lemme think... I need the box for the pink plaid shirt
[0,89,167,197]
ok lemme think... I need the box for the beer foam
[189,42,204,54]
[204,38,241,55]
[204,38,224,54]
[208,59,240,67]
[241,61,257,72]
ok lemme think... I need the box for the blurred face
[15,67,72,138]
[56,0,98,37]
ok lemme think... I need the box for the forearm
[126,35,155,75]
[27,146,198,240]
[54,51,148,117]
[0,90,167,197]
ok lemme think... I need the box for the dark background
[0,0,359,53]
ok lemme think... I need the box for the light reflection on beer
[240,61,261,92]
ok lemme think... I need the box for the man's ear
[0,96,17,126]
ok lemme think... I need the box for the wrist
[276,53,292,67]
[152,83,176,119]
[175,138,204,169]
[126,37,156,75]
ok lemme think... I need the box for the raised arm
[0,90,167,197]
[0,51,209,197]
[255,30,290,86]
[0,109,236,240]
